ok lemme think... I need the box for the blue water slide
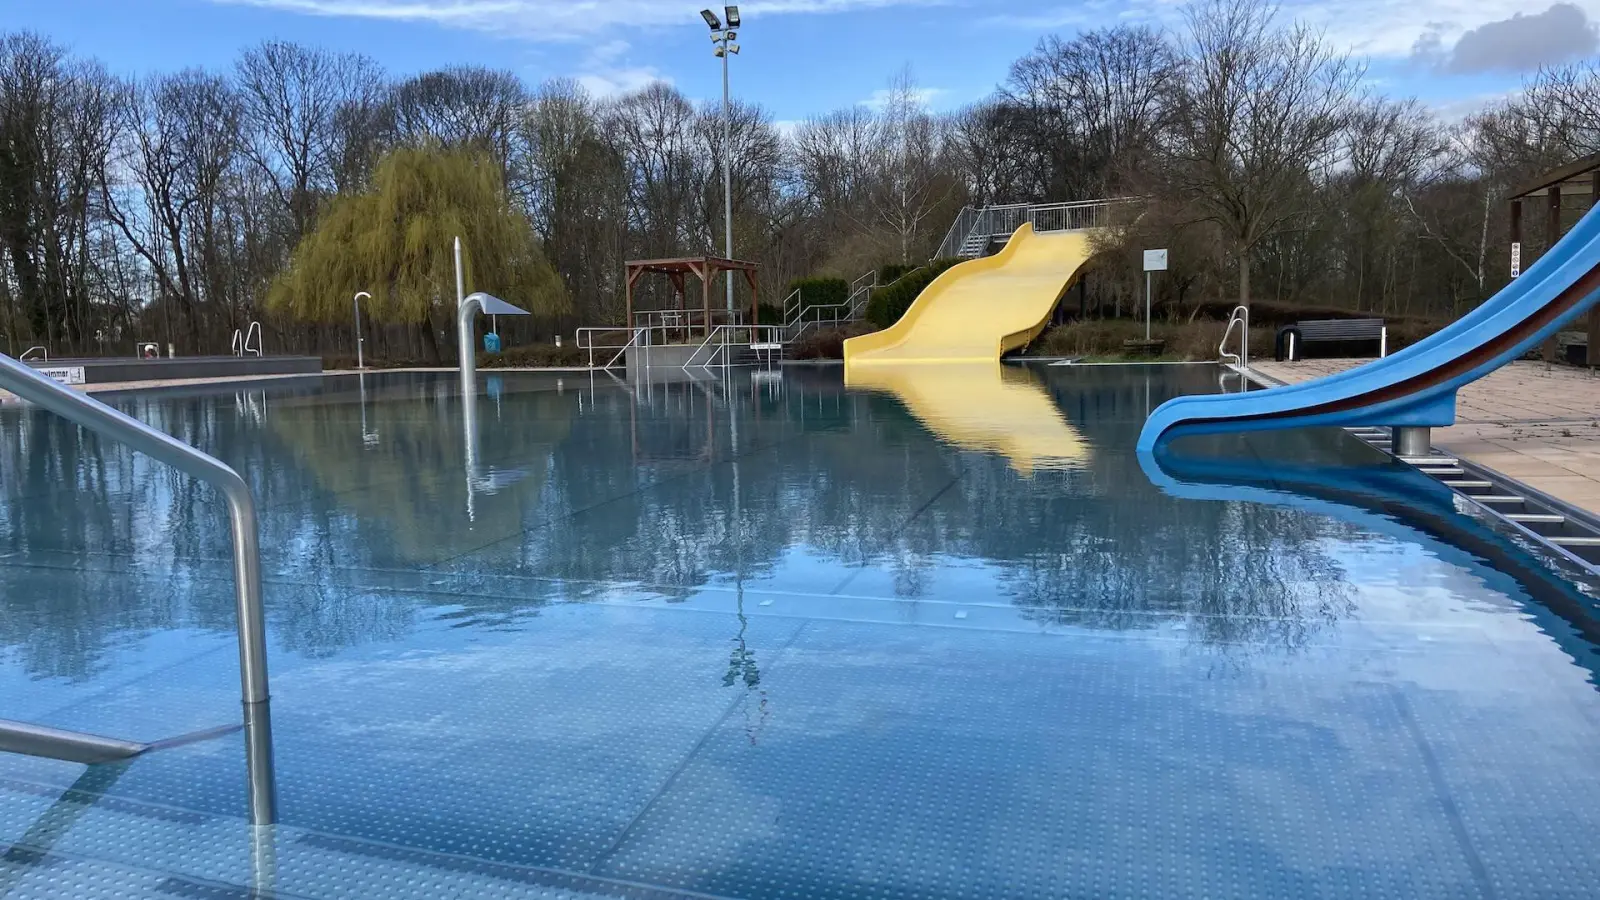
[1137,204,1600,452]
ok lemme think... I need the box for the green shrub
[476,342,588,368]
[790,322,878,360]
[865,258,965,328]
[756,303,784,325]
[876,263,916,286]
[785,277,850,320]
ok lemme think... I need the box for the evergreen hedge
[784,276,851,320]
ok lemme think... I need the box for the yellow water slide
[843,224,1093,366]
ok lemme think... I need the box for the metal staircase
[935,197,1140,260]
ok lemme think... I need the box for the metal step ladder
[1344,426,1600,574]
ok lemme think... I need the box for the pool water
[0,364,1596,899]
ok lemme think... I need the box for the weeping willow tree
[268,146,568,361]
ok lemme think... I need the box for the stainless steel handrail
[20,346,47,362]
[244,322,263,357]
[1220,305,1250,370]
[0,352,276,826]
[230,330,243,357]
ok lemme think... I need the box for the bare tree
[1158,0,1360,307]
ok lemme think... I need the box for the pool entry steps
[0,352,277,826]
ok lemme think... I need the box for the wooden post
[749,269,759,335]
[1591,174,1600,367]
[701,261,711,339]
[1544,186,1562,362]
[625,266,635,331]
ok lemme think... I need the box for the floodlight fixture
[725,5,740,27]
[701,9,721,29]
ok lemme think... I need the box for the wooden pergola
[1508,152,1600,365]
[624,256,760,339]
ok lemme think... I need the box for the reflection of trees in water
[2,368,1370,681]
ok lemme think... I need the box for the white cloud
[985,0,1600,63]
[213,0,953,40]
[573,39,670,97]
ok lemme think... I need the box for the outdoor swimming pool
[0,363,1596,899]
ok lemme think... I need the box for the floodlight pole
[721,36,734,321]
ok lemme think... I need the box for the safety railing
[935,198,1142,260]
[575,324,686,369]
[0,352,276,825]
[20,346,47,362]
[684,325,786,369]
[782,270,877,343]
[1220,305,1250,370]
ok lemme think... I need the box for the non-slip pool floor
[1,365,1597,898]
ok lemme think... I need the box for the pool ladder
[231,321,263,357]
[0,352,277,826]
[1219,305,1249,370]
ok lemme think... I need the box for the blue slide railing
[1138,204,1600,451]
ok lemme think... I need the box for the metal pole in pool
[353,292,370,370]
[455,237,474,398]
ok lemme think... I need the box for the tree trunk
[1237,248,1251,309]
[422,313,442,365]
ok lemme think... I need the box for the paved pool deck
[1254,358,1600,515]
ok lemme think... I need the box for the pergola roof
[625,256,759,277]
[623,256,761,337]
[1508,152,1600,201]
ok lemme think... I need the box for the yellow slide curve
[843,223,1093,366]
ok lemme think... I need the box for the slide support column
[1394,427,1431,458]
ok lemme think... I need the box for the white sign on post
[1143,249,1169,272]
[1510,242,1522,278]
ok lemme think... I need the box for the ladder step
[1400,456,1457,466]
[1473,495,1526,504]
[1419,467,1465,476]
[1443,480,1493,489]
[1507,513,1566,524]
[1551,536,1600,547]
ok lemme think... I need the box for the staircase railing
[783,270,878,343]
[20,346,47,362]
[684,325,785,370]
[0,352,277,825]
[935,198,1142,260]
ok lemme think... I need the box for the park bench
[1274,318,1387,361]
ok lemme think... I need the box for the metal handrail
[243,321,263,357]
[0,352,276,825]
[936,198,1143,259]
[684,325,785,370]
[230,330,243,357]
[20,346,47,362]
[1220,305,1250,369]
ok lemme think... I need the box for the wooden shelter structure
[624,257,760,339]
[1508,152,1600,365]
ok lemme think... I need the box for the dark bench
[1275,318,1387,361]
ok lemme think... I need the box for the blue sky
[9,0,1600,122]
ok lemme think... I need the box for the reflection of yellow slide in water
[844,224,1093,366]
[847,362,1088,475]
